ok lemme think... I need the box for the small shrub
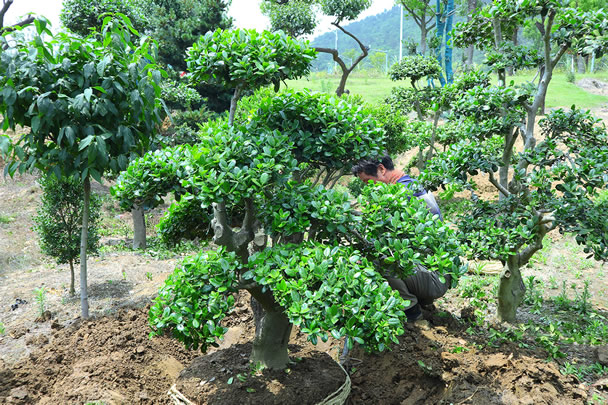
[157,195,213,246]
[160,79,203,110]
[566,70,576,83]
[157,107,217,146]
[34,175,102,295]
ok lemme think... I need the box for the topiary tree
[421,0,608,322]
[186,28,316,125]
[0,16,166,318]
[145,93,465,371]
[34,175,102,295]
[261,0,372,96]
[60,0,150,36]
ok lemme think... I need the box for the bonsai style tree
[145,91,465,369]
[421,0,608,322]
[261,0,372,96]
[0,16,165,318]
[186,28,316,125]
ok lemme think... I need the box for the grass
[285,69,608,109]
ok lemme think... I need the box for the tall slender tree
[398,0,436,55]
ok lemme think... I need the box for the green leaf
[31,116,41,134]
[79,135,95,151]
[84,88,93,102]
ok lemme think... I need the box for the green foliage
[246,89,384,174]
[111,145,195,211]
[262,0,371,37]
[160,79,203,111]
[361,103,410,157]
[34,175,101,266]
[157,107,217,147]
[60,0,150,36]
[146,0,232,72]
[484,42,543,72]
[245,243,406,350]
[157,195,212,246]
[384,86,439,117]
[261,0,318,37]
[0,16,166,182]
[187,29,316,93]
[388,55,441,86]
[149,248,239,351]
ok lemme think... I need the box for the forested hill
[310,6,465,72]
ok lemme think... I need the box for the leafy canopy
[186,28,316,92]
[0,16,166,182]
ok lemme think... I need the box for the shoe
[405,304,423,323]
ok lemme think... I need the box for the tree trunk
[497,255,526,323]
[251,299,292,369]
[577,54,586,74]
[228,86,241,126]
[466,0,477,65]
[506,29,518,76]
[420,25,427,56]
[132,204,146,249]
[79,177,90,319]
[69,260,75,295]
[336,68,351,97]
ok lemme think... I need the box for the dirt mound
[174,343,347,405]
[350,320,587,405]
[0,300,593,405]
[576,78,608,96]
[0,306,199,404]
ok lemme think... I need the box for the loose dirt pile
[0,299,595,405]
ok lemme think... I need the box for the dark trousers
[385,265,451,310]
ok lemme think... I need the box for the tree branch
[0,0,13,29]
[489,171,511,197]
[211,202,236,251]
[234,197,256,252]
[332,22,369,69]
[551,45,568,71]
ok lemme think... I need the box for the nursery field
[1,105,608,404]
[285,71,608,107]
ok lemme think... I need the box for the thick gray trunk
[132,204,146,249]
[79,177,90,319]
[251,300,292,369]
[497,256,526,323]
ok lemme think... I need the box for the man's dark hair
[351,155,395,176]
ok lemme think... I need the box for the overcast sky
[5,0,396,37]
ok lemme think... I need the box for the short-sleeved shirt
[397,175,443,221]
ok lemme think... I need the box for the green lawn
[284,70,608,109]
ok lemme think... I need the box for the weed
[33,286,47,316]
[590,393,607,405]
[554,281,571,311]
[524,276,544,314]
[561,362,608,381]
[574,281,592,314]
[0,322,5,335]
[417,360,433,375]
[548,275,558,290]
[450,346,469,353]
[122,270,127,281]
[145,272,153,281]
[0,213,14,224]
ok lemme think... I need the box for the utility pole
[399,5,403,61]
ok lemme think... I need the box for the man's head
[351,155,395,184]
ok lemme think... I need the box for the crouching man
[352,155,450,322]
